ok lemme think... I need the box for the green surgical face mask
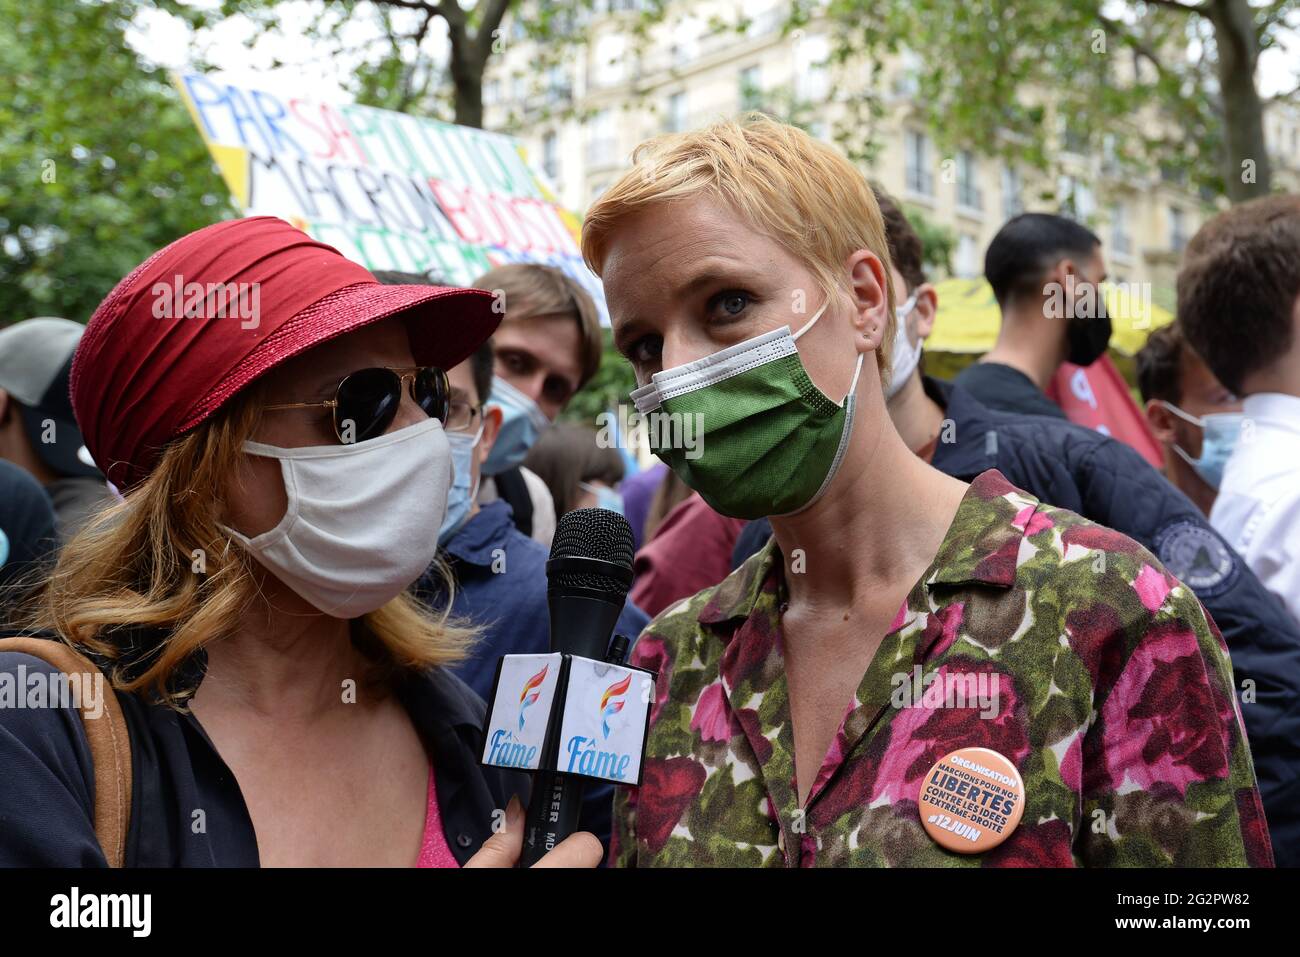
[630,299,864,520]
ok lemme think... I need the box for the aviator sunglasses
[265,366,450,444]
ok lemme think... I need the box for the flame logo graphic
[518,663,548,730]
[600,673,632,739]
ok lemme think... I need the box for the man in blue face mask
[1138,323,1244,518]
[471,264,606,549]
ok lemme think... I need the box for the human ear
[1144,399,1177,445]
[845,250,889,352]
[477,404,504,467]
[912,284,938,342]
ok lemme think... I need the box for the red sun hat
[71,216,500,489]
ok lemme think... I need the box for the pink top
[416,763,460,868]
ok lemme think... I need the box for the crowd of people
[0,115,1297,868]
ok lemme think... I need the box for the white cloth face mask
[886,289,923,400]
[223,416,452,618]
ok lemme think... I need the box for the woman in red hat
[0,217,599,868]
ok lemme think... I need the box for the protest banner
[173,71,606,320]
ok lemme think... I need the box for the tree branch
[361,0,440,12]
[397,9,436,110]
[1140,0,1205,13]
[1096,12,1172,78]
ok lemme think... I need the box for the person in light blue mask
[479,374,549,478]
[471,264,606,549]
[579,480,624,516]
[438,392,490,547]
[1138,322,1244,517]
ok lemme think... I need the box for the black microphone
[520,507,634,866]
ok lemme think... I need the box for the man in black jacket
[735,193,1300,866]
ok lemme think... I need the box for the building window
[1001,164,1023,219]
[544,65,570,105]
[746,0,783,37]
[594,33,626,87]
[956,233,979,278]
[739,65,762,111]
[956,150,982,212]
[1110,203,1131,257]
[795,34,831,104]
[894,49,922,97]
[587,109,617,166]
[1170,206,1189,252]
[671,15,702,66]
[542,131,559,182]
[1101,133,1119,175]
[665,91,687,133]
[905,129,934,198]
[1058,174,1094,221]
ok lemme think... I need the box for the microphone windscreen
[548,507,634,598]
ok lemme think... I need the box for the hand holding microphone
[464,796,603,868]
[478,507,654,867]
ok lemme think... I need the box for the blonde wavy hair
[24,380,474,709]
[581,113,896,386]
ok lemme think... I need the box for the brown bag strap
[0,637,132,867]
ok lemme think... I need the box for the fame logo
[518,663,548,730]
[600,673,631,739]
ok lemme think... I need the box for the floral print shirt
[612,470,1273,867]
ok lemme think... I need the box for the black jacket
[0,638,528,866]
[735,376,1300,867]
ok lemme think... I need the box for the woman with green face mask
[581,117,1273,870]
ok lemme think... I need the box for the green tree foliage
[213,0,635,128]
[815,0,1299,202]
[0,0,231,326]
[903,205,956,279]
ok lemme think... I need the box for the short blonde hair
[581,114,895,383]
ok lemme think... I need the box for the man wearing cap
[0,318,114,541]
